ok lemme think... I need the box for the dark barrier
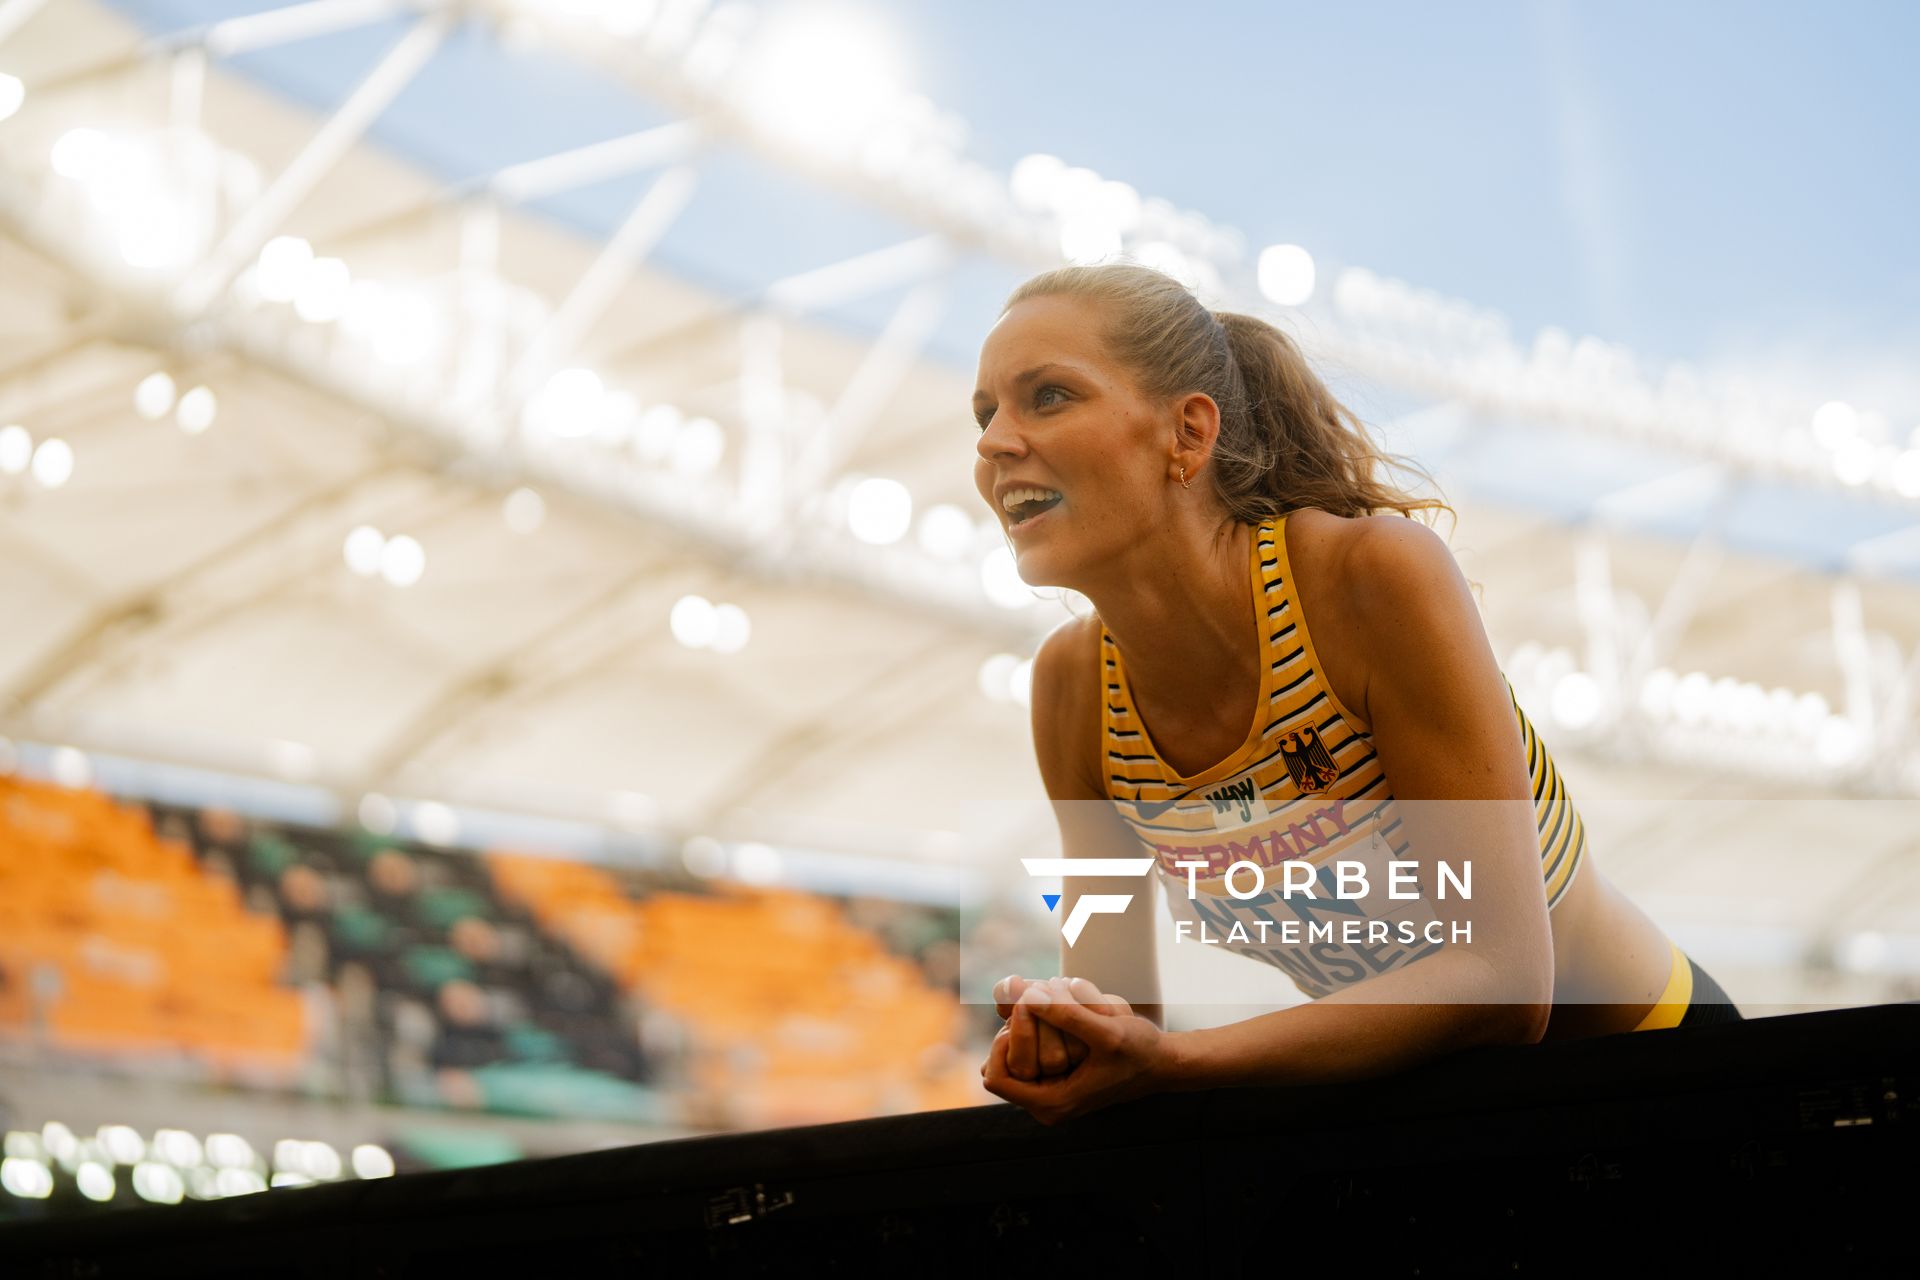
[3,1003,1915,1276]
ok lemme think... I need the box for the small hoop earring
[1179,466,1192,490]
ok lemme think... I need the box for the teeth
[1001,487,1062,513]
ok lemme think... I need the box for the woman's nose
[975,413,1024,461]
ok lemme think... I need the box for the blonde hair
[1002,261,1451,530]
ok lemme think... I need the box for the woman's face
[973,294,1169,589]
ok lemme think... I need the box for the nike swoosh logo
[1131,790,1197,820]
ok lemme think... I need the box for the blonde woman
[972,263,1739,1127]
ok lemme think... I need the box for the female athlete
[971,262,1740,1127]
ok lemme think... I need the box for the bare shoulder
[1029,614,1106,801]
[1290,509,1464,622]
[1284,509,1476,731]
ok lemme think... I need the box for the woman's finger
[1065,976,1132,1017]
[994,974,1034,1021]
[1035,1016,1073,1077]
[1008,1000,1041,1081]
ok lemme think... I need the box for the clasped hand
[979,974,1166,1126]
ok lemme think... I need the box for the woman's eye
[1036,386,1067,408]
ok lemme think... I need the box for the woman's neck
[1083,516,1259,746]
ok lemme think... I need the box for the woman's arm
[1031,617,1166,1029]
[1146,516,1555,1090]
[990,518,1555,1122]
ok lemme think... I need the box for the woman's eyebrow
[971,362,1082,411]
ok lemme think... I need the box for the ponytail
[1001,261,1450,529]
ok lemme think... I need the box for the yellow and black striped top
[1099,512,1586,1000]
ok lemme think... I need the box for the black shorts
[1675,951,1743,1028]
[1633,942,1744,1032]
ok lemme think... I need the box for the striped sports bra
[1099,512,1587,1000]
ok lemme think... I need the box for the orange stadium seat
[0,775,311,1079]
[484,850,971,1127]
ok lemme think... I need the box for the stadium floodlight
[30,437,73,488]
[134,371,178,420]
[914,503,974,560]
[503,486,546,534]
[847,476,913,546]
[0,1158,54,1200]
[350,1144,396,1179]
[176,386,218,434]
[75,1161,116,1202]
[1257,244,1316,307]
[670,594,719,649]
[733,2,909,159]
[0,424,31,475]
[132,1161,185,1205]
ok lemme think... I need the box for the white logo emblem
[1020,858,1156,946]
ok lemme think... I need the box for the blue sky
[97,0,1918,387]
[85,0,1920,562]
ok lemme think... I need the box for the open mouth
[1004,490,1063,528]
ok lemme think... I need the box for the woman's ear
[1170,390,1222,476]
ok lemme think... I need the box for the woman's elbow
[1512,1000,1552,1045]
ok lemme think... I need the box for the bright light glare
[1258,244,1316,307]
[670,594,718,648]
[214,1168,266,1197]
[205,1133,254,1169]
[151,1129,202,1168]
[51,745,91,787]
[532,368,603,439]
[733,841,783,885]
[132,1162,184,1205]
[633,404,681,463]
[1811,400,1857,450]
[710,602,751,654]
[30,437,74,488]
[671,416,725,475]
[97,1125,145,1166]
[503,486,546,534]
[135,371,177,420]
[1010,154,1065,213]
[368,289,440,366]
[1009,658,1034,708]
[1,1158,53,1199]
[1551,671,1602,729]
[119,199,199,271]
[847,476,913,545]
[76,1161,115,1202]
[176,385,217,434]
[0,73,23,123]
[343,525,385,576]
[682,835,727,878]
[916,503,975,558]
[256,235,313,303]
[358,792,397,835]
[380,534,425,587]
[0,424,30,474]
[411,801,458,847]
[294,257,351,323]
[51,128,110,180]
[738,4,906,152]
[1893,450,1920,499]
[350,1144,395,1179]
[980,546,1034,608]
[977,653,1019,702]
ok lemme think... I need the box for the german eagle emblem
[1279,725,1341,794]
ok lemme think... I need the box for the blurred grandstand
[0,770,1001,1219]
[0,0,1915,1226]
